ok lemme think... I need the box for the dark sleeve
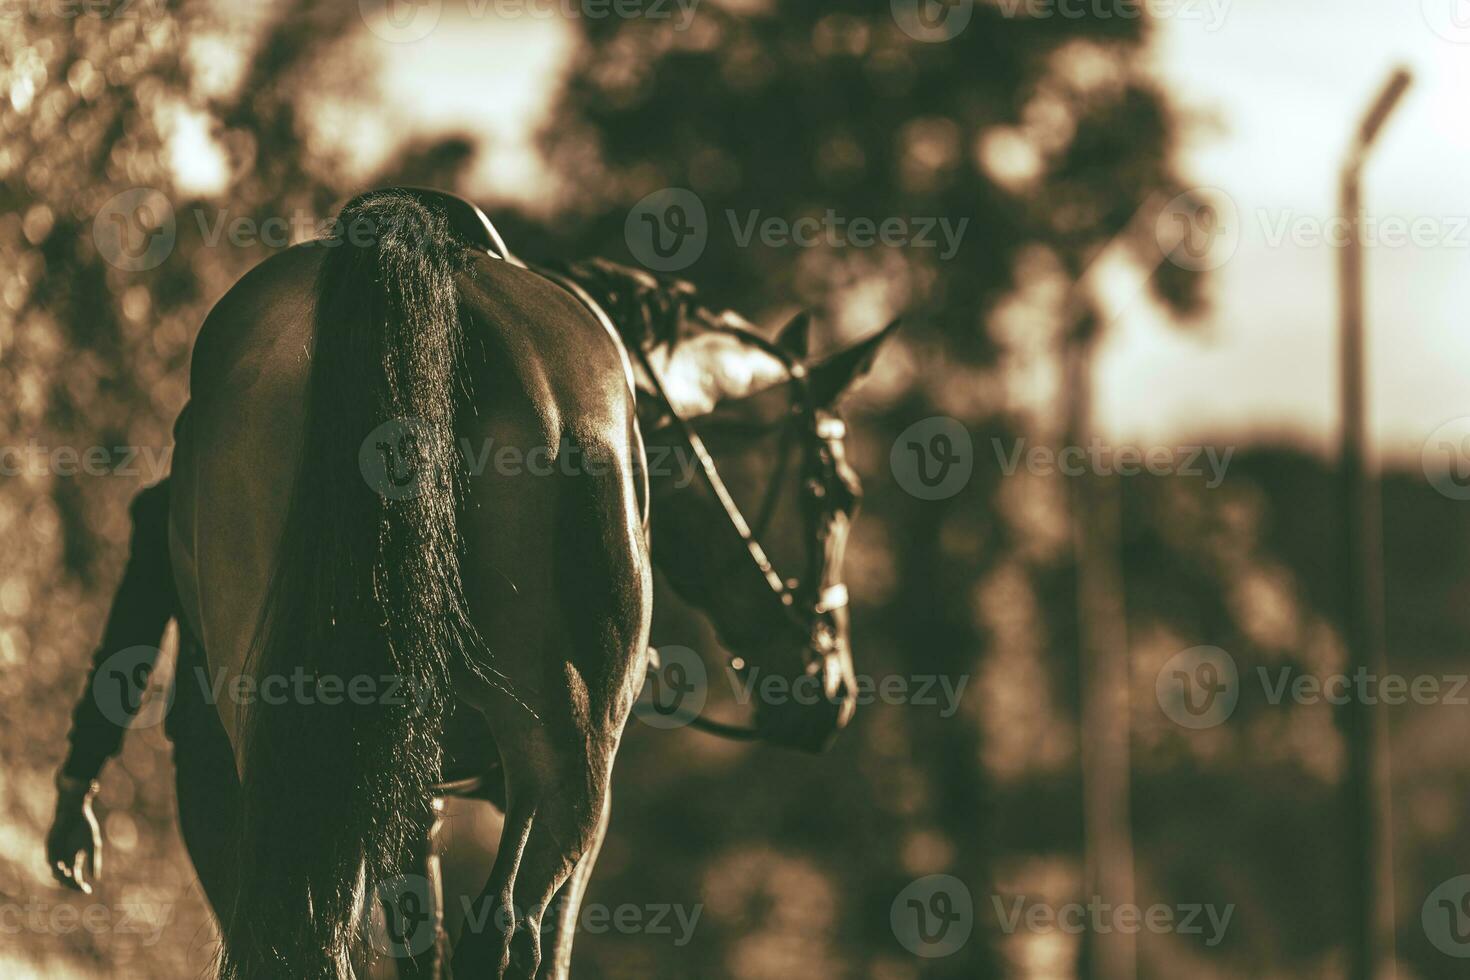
[60,479,180,780]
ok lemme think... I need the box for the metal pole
[1338,66,1410,980]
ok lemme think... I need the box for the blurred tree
[23,2,1405,979]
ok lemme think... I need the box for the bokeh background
[3,0,1470,978]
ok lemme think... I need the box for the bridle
[536,266,855,743]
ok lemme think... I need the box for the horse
[165,187,895,979]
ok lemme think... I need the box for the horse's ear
[806,318,901,405]
[776,311,812,359]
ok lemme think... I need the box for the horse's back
[170,243,649,761]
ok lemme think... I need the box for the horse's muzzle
[754,652,857,753]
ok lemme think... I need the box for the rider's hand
[46,775,102,895]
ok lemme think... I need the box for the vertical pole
[1063,200,1169,980]
[1338,67,1410,980]
[1068,327,1137,980]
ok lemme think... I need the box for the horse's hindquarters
[169,245,322,767]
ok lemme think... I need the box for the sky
[304,5,576,209]
[227,0,1470,462]
[1103,0,1470,461]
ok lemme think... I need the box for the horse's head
[639,308,899,752]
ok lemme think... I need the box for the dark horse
[165,189,894,978]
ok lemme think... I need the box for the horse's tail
[221,190,485,979]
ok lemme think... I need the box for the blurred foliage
[3,1,1465,979]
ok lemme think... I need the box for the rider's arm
[58,478,177,782]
